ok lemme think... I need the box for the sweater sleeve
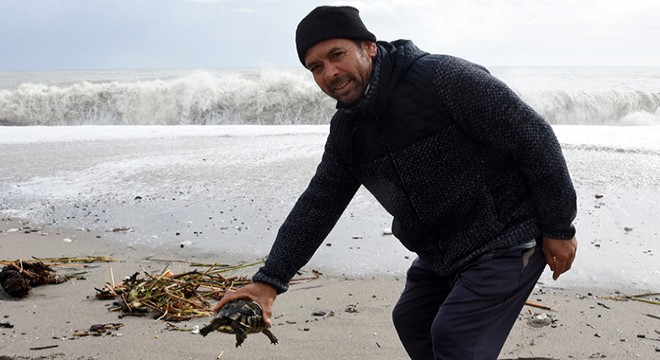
[252,138,360,294]
[432,56,577,240]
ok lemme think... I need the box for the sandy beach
[1,218,659,360]
[1,125,659,359]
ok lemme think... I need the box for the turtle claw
[263,328,278,345]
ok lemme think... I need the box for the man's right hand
[214,282,277,325]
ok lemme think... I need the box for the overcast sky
[1,0,658,71]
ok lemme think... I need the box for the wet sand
[1,218,659,360]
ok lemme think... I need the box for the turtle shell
[200,299,278,347]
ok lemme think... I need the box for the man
[216,5,578,359]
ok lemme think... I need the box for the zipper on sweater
[348,115,359,168]
[380,134,427,226]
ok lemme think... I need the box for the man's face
[304,38,377,105]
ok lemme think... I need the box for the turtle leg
[231,322,248,347]
[198,323,217,337]
[262,328,278,345]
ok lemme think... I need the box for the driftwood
[524,300,553,311]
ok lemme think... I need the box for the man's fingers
[545,253,563,280]
[213,289,236,313]
[544,252,556,272]
[552,257,566,280]
[543,236,578,281]
[212,282,277,325]
[262,307,272,326]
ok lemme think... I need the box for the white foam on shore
[1,125,658,289]
[2,124,659,150]
[0,124,327,144]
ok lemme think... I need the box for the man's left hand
[542,236,577,280]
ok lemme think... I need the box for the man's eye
[332,51,344,59]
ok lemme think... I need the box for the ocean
[1,67,659,289]
[1,66,659,126]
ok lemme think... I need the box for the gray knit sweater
[253,40,577,294]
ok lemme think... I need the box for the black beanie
[295,6,376,66]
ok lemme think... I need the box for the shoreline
[2,218,659,359]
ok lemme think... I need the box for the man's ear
[364,41,378,57]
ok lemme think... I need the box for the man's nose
[324,63,340,83]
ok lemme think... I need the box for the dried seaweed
[0,260,67,298]
[604,292,660,306]
[0,256,116,266]
[0,257,111,298]
[95,261,319,322]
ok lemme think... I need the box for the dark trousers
[392,242,546,360]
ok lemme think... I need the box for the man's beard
[329,75,363,106]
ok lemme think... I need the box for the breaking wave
[1,69,658,126]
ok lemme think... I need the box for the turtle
[200,299,278,347]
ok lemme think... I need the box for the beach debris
[524,300,553,311]
[0,260,67,298]
[382,228,393,235]
[289,269,323,284]
[345,304,359,313]
[73,323,124,337]
[624,226,633,232]
[90,323,124,332]
[95,267,225,321]
[0,321,14,329]
[0,257,107,298]
[29,345,59,351]
[526,313,554,328]
[0,256,116,267]
[597,302,611,309]
[200,299,278,347]
[165,322,200,333]
[95,261,319,322]
[602,291,660,306]
[96,261,294,321]
[29,256,117,264]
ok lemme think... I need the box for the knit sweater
[253,40,577,294]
